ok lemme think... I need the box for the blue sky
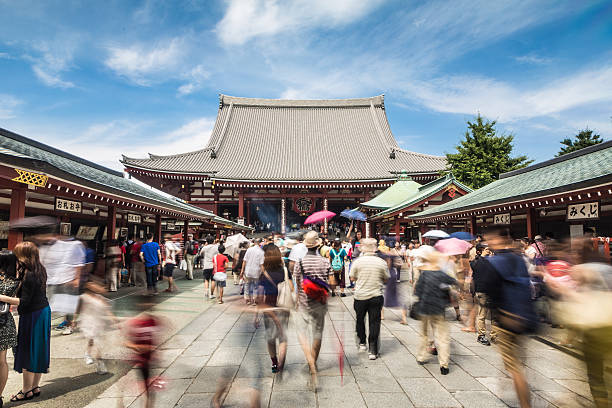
[1,0,611,171]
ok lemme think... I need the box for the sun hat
[303,231,322,248]
[360,238,378,253]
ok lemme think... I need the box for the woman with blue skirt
[0,242,50,403]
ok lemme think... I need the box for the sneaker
[477,335,491,346]
[84,355,94,365]
[440,366,449,375]
[331,292,336,297]
[271,364,279,373]
[368,353,377,360]
[62,327,74,335]
[359,344,367,351]
[96,360,108,375]
[209,295,216,299]
[55,320,69,331]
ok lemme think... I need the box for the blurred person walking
[139,234,161,296]
[0,242,50,402]
[183,233,199,280]
[211,245,228,304]
[293,231,331,390]
[470,243,497,343]
[328,238,348,297]
[162,235,179,293]
[260,245,292,374]
[0,253,19,406]
[350,238,389,360]
[121,235,137,287]
[413,247,456,375]
[106,240,122,293]
[241,239,264,305]
[233,242,249,286]
[482,226,538,408]
[80,280,116,374]
[199,236,218,299]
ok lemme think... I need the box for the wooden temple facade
[122,95,447,234]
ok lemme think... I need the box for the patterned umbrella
[340,209,367,221]
[304,210,336,225]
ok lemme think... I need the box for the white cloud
[105,38,185,86]
[0,94,22,119]
[216,0,385,45]
[514,54,552,65]
[26,41,75,88]
[177,65,209,96]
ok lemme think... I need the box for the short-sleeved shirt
[294,253,331,310]
[213,253,229,273]
[243,246,264,279]
[164,241,179,265]
[40,239,86,285]
[349,253,390,300]
[200,244,218,270]
[329,248,348,271]
[140,242,160,267]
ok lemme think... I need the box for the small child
[80,280,117,374]
[212,245,229,304]
[124,296,163,408]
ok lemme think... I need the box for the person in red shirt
[212,244,229,304]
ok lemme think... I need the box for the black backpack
[187,240,199,255]
[124,241,133,266]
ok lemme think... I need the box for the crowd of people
[0,217,609,408]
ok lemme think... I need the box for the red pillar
[183,219,189,245]
[527,208,536,240]
[394,218,400,242]
[238,190,244,218]
[246,200,251,226]
[213,192,219,215]
[155,214,162,243]
[8,188,26,250]
[107,205,117,243]
[469,215,477,236]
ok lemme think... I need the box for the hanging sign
[76,226,99,240]
[166,221,176,230]
[237,217,245,226]
[127,213,142,224]
[567,201,599,220]
[55,197,82,213]
[493,213,511,225]
[293,197,314,215]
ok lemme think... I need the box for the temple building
[122,94,447,234]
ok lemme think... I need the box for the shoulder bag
[0,277,23,315]
[277,265,295,309]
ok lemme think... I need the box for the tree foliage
[446,114,532,189]
[557,128,603,156]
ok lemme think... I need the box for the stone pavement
[85,281,594,408]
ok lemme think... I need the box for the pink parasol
[434,237,472,256]
[304,210,336,225]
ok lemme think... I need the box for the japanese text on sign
[55,197,82,213]
[567,202,599,220]
[127,213,142,223]
[493,213,511,225]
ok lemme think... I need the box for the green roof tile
[361,178,421,209]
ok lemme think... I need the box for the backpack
[299,260,330,304]
[330,249,344,271]
[187,240,199,255]
[124,241,133,266]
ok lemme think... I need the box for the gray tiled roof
[122,95,446,181]
[0,127,249,229]
[411,141,612,219]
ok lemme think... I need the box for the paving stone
[220,332,254,347]
[86,396,137,408]
[128,378,191,408]
[236,354,275,378]
[552,379,593,400]
[424,363,487,391]
[163,355,207,379]
[524,367,570,392]
[524,357,584,380]
[313,353,350,376]
[150,348,183,368]
[207,346,248,366]
[383,354,431,378]
[224,377,273,408]
[477,376,554,408]
[397,378,461,407]
[352,365,403,392]
[159,333,199,349]
[362,392,415,408]
[537,390,593,407]
[187,366,239,393]
[452,390,507,408]
[269,390,316,408]
[181,339,221,357]
[175,393,215,408]
[99,368,164,398]
[270,363,312,391]
[317,381,366,408]
[450,355,507,377]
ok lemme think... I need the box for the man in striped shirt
[293,231,331,390]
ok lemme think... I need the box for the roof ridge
[0,127,124,178]
[122,147,212,163]
[394,148,446,161]
[500,139,612,179]
[219,94,385,108]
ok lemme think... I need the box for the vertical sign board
[493,213,511,225]
[567,202,599,220]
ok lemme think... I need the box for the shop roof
[361,176,422,209]
[410,141,612,220]
[0,127,249,230]
[371,173,472,219]
[122,94,446,182]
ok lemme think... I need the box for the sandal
[10,390,33,402]
[31,386,41,397]
[461,327,477,333]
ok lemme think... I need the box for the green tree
[557,128,603,156]
[446,114,532,189]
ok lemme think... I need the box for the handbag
[0,278,23,315]
[213,272,227,282]
[179,259,188,271]
[277,266,295,309]
[299,260,330,304]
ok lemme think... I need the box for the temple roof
[410,141,612,220]
[360,176,422,209]
[122,94,446,182]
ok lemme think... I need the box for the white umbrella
[422,230,450,239]
[224,233,249,256]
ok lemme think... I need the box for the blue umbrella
[340,209,367,221]
[450,231,475,241]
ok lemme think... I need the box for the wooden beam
[8,188,26,249]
